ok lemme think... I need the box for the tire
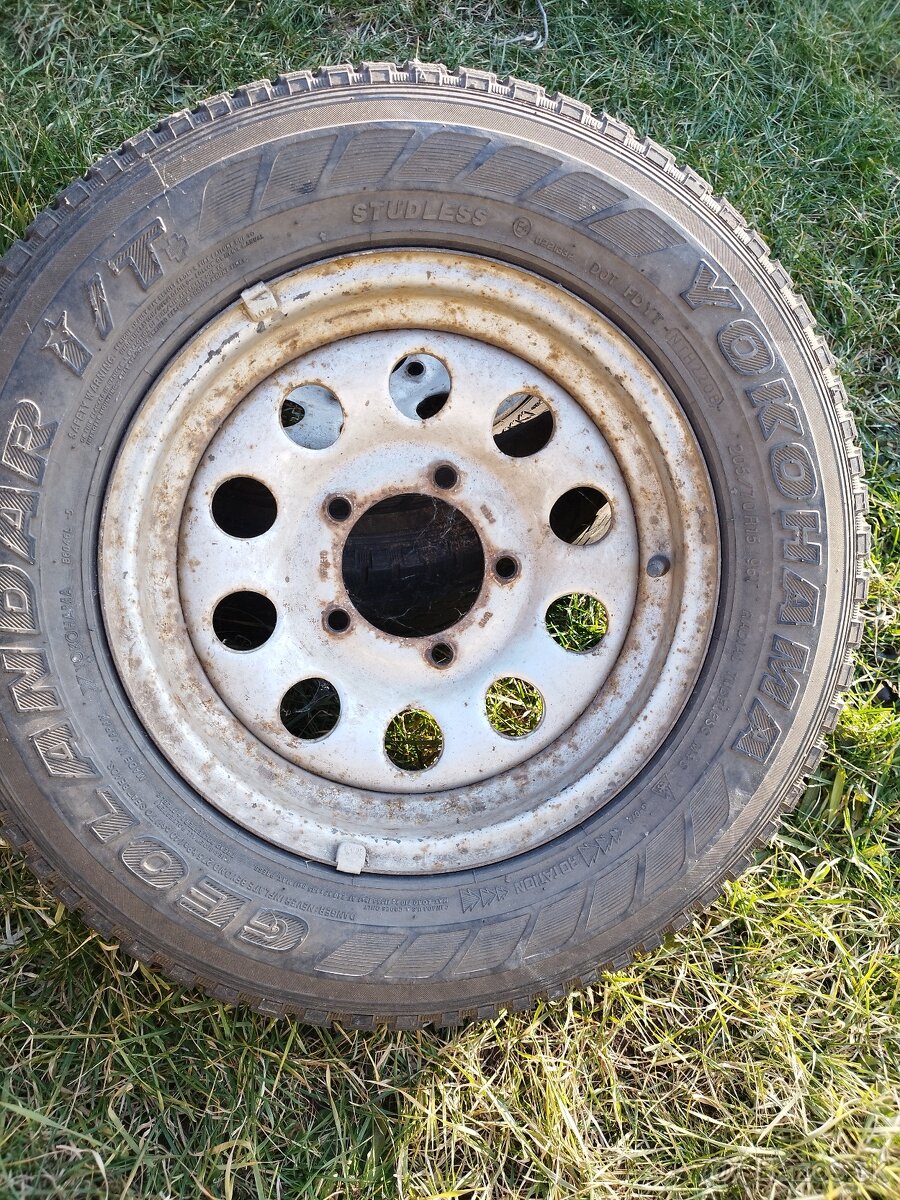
[0,63,867,1027]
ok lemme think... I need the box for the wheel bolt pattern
[178,327,638,797]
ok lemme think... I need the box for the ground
[0,1,898,1197]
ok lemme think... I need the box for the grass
[385,707,444,770]
[546,593,609,652]
[1,0,899,1195]
[485,676,545,736]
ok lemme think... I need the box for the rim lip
[99,249,720,875]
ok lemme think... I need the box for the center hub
[341,492,485,637]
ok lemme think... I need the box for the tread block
[383,930,469,979]
[316,931,406,976]
[198,156,261,239]
[466,146,560,194]
[585,859,639,934]
[689,767,731,851]
[588,208,685,256]
[645,816,687,894]
[525,889,585,959]
[532,171,625,220]
[456,916,529,975]
[330,128,413,187]
[397,132,490,182]
[260,136,337,210]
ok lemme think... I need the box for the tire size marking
[699,671,738,735]
[679,260,823,762]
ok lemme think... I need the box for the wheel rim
[99,250,720,875]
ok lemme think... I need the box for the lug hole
[492,392,554,457]
[326,495,352,521]
[549,487,611,545]
[433,464,458,490]
[385,709,443,771]
[280,678,340,740]
[546,594,608,652]
[211,477,277,538]
[325,607,351,633]
[486,677,544,738]
[494,555,519,581]
[212,591,277,651]
[428,642,454,668]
